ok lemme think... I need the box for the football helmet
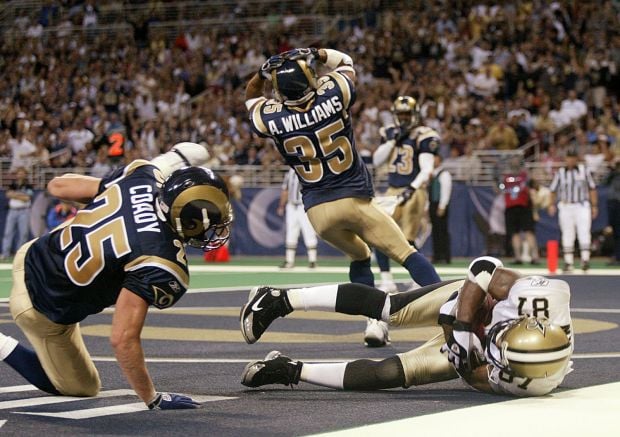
[498,316,571,379]
[271,59,318,106]
[391,96,420,130]
[158,167,233,251]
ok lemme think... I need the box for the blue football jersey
[249,71,373,209]
[25,160,189,324]
[379,125,440,188]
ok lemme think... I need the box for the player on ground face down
[0,143,233,410]
[373,96,440,293]
[240,257,573,397]
[245,47,439,346]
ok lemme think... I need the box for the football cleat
[240,286,293,344]
[378,280,397,293]
[562,263,574,273]
[364,319,391,348]
[279,262,294,269]
[308,262,317,269]
[241,350,302,388]
[581,261,590,272]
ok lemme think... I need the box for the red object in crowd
[502,170,530,208]
[547,240,559,274]
[203,245,230,263]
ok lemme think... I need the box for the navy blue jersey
[249,72,373,210]
[379,125,440,188]
[25,160,189,324]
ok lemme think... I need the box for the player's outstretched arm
[111,288,201,409]
[47,173,101,204]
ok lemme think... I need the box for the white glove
[441,322,485,374]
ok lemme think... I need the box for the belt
[10,206,30,210]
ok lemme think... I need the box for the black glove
[281,47,319,62]
[395,128,410,145]
[396,186,416,205]
[148,392,202,410]
[440,321,484,375]
[259,55,285,80]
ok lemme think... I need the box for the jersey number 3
[60,185,131,286]
[283,119,354,183]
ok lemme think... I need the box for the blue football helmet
[271,59,318,106]
[159,167,233,251]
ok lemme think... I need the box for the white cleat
[378,280,398,293]
[364,319,390,347]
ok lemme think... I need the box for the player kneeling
[239,257,573,396]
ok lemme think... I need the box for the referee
[547,147,598,272]
[276,168,318,269]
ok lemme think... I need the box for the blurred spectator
[605,157,620,265]
[1,168,33,260]
[46,200,77,230]
[485,118,519,150]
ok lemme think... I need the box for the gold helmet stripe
[125,255,189,288]
[505,346,571,363]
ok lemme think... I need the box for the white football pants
[286,203,317,250]
[558,202,591,251]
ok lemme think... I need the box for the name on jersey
[129,185,160,233]
[268,96,343,135]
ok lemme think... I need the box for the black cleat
[562,263,574,273]
[308,262,317,269]
[241,351,302,388]
[582,261,590,272]
[240,286,293,344]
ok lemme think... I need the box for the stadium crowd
[0,0,619,179]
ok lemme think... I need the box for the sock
[402,252,440,286]
[300,362,346,389]
[375,250,390,272]
[0,336,59,395]
[380,271,394,284]
[285,247,296,265]
[287,284,339,311]
[307,247,317,263]
[563,249,574,266]
[335,283,387,319]
[349,258,375,287]
[580,249,590,263]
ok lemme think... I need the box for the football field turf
[0,257,618,435]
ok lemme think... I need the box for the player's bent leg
[389,280,463,328]
[342,356,406,390]
[397,333,458,387]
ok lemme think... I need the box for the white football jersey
[485,276,574,396]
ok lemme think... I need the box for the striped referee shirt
[281,168,303,205]
[549,163,596,204]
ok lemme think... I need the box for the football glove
[395,128,410,144]
[148,392,202,410]
[441,321,484,375]
[281,47,319,62]
[396,186,416,205]
[259,55,285,80]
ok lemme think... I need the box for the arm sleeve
[410,152,435,189]
[123,266,188,309]
[373,140,395,166]
[438,171,452,209]
[248,98,270,138]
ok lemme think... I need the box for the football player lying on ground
[0,143,233,410]
[240,257,573,396]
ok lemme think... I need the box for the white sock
[0,333,18,360]
[300,362,347,389]
[563,250,574,266]
[580,249,590,263]
[307,248,317,263]
[285,248,296,265]
[287,284,339,312]
[380,295,391,322]
[380,271,394,283]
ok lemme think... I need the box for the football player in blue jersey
[244,48,440,347]
[0,143,232,410]
[373,96,440,294]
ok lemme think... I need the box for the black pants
[430,202,450,263]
